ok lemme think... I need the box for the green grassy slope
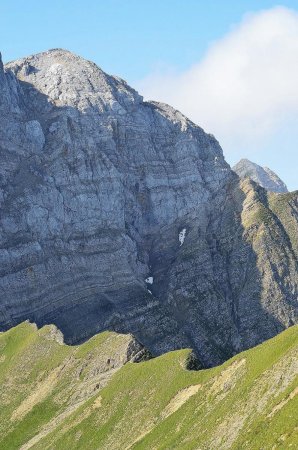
[0,322,297,449]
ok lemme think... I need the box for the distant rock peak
[233,158,288,193]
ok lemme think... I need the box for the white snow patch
[145,276,153,284]
[179,228,187,246]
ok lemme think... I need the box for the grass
[0,322,297,449]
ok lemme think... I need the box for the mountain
[233,158,288,193]
[0,49,297,367]
[0,322,297,449]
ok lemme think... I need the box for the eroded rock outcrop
[0,49,297,366]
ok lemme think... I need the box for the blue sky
[1,1,297,189]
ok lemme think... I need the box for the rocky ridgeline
[0,49,297,366]
[233,158,288,193]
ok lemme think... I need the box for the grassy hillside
[0,322,297,449]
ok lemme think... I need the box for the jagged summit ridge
[0,49,297,367]
[233,158,288,193]
[3,49,210,136]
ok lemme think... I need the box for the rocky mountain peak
[233,158,288,193]
[5,48,143,114]
[0,50,297,367]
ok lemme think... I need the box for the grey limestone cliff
[0,49,297,367]
[233,158,288,193]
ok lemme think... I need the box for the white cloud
[137,7,298,159]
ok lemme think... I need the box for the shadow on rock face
[0,53,296,368]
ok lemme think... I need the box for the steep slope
[233,158,288,193]
[0,322,297,449]
[0,322,150,450]
[0,49,297,366]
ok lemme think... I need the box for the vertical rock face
[233,158,288,193]
[0,50,297,366]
